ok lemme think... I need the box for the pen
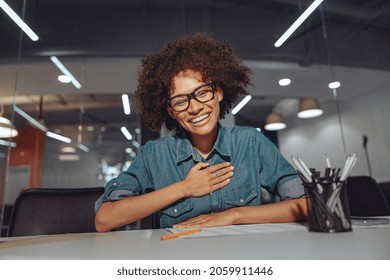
[291,156,312,182]
[161,229,201,240]
[325,154,331,168]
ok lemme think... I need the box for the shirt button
[174,209,178,213]
[240,199,244,203]
[210,192,213,195]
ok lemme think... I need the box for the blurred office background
[1,0,389,234]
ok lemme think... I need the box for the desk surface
[0,222,389,260]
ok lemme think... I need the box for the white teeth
[191,114,209,123]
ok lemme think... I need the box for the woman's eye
[174,98,187,106]
[196,90,208,97]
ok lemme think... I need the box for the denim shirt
[95,125,304,228]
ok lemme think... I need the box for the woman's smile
[190,113,210,124]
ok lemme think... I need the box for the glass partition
[1,1,389,235]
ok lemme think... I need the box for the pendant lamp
[297,98,323,119]
[264,112,286,131]
[0,117,18,138]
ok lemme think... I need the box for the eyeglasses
[167,82,216,112]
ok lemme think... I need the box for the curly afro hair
[134,32,252,134]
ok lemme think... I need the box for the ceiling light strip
[0,139,17,147]
[132,140,140,148]
[14,106,48,132]
[77,143,90,153]
[232,95,252,115]
[50,56,82,89]
[274,0,324,48]
[121,126,133,140]
[46,131,72,143]
[0,0,39,41]
[121,94,131,115]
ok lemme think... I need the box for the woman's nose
[187,98,203,114]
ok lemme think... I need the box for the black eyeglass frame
[167,82,217,112]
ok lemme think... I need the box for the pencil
[161,229,201,240]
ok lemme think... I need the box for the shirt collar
[175,124,231,164]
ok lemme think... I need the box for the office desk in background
[0,221,389,260]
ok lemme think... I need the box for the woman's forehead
[170,70,204,94]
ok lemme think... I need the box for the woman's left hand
[173,209,237,228]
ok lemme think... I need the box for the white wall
[279,90,390,182]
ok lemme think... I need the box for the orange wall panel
[9,127,45,188]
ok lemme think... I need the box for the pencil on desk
[161,229,201,240]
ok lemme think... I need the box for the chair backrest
[7,187,104,237]
[378,181,390,207]
[346,176,390,217]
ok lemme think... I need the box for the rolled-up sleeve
[277,177,305,200]
[255,132,305,200]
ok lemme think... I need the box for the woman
[94,32,307,232]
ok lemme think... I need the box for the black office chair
[7,187,104,237]
[378,181,390,207]
[346,176,390,217]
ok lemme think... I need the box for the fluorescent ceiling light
[77,143,90,153]
[274,0,324,48]
[328,81,341,89]
[14,106,48,132]
[58,74,71,83]
[59,154,80,161]
[122,94,131,115]
[50,56,82,89]
[278,78,291,86]
[0,139,17,147]
[46,131,72,143]
[0,0,39,41]
[132,140,140,148]
[121,126,133,140]
[232,95,252,115]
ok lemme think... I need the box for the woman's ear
[216,86,224,102]
[167,107,176,120]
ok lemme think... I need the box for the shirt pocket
[222,184,257,207]
[161,198,194,218]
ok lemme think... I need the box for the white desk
[0,222,389,260]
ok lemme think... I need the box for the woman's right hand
[181,161,234,197]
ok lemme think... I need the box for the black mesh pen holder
[304,179,352,233]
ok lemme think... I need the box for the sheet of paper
[167,223,306,239]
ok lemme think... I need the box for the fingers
[173,211,233,229]
[194,161,234,183]
[193,161,210,170]
[173,215,209,228]
[210,163,234,188]
[208,161,231,173]
[184,161,234,196]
